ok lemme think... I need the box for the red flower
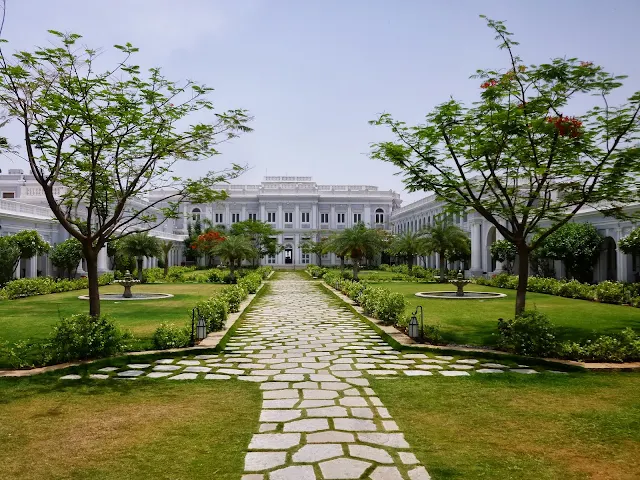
[546,116,583,137]
[579,61,593,67]
[481,79,498,89]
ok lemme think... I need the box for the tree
[108,239,136,274]
[119,233,161,281]
[230,220,282,265]
[50,238,84,279]
[183,221,204,263]
[490,239,517,274]
[300,235,331,266]
[325,232,349,271]
[0,32,252,316]
[191,230,225,266]
[422,221,469,282]
[620,226,640,257]
[334,223,383,280]
[160,240,174,277]
[12,230,50,263]
[370,17,640,314]
[0,236,19,286]
[535,223,603,282]
[213,235,257,282]
[389,230,425,271]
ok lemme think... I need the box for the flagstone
[292,444,344,463]
[89,374,110,379]
[283,418,330,432]
[307,431,355,443]
[97,366,119,372]
[270,465,316,480]
[169,373,198,380]
[204,374,231,380]
[333,418,377,431]
[408,466,431,480]
[153,365,182,371]
[146,372,172,378]
[319,458,371,479]
[399,452,419,464]
[438,370,470,377]
[358,433,410,448]
[244,452,287,472]
[117,370,145,377]
[248,433,301,450]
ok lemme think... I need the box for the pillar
[260,204,266,222]
[241,205,246,221]
[470,222,482,276]
[616,229,629,282]
[97,245,110,273]
[330,205,336,229]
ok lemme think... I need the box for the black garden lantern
[408,305,424,342]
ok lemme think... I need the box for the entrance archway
[284,243,293,265]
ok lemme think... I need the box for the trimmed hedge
[475,273,640,307]
[0,273,114,300]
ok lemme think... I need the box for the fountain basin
[78,293,174,301]
[414,291,506,299]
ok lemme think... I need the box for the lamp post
[196,316,207,340]
[409,305,424,343]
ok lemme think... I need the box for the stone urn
[114,270,140,298]
[448,270,472,297]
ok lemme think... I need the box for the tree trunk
[439,252,446,283]
[137,257,144,281]
[229,258,236,282]
[408,255,414,272]
[85,248,101,317]
[515,245,529,316]
[339,256,345,271]
[353,259,360,281]
[163,252,169,277]
[318,254,322,267]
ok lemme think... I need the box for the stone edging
[0,276,272,378]
[320,282,640,372]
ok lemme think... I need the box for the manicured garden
[0,375,261,480]
[374,372,640,480]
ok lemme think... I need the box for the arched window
[375,208,384,224]
[191,207,201,222]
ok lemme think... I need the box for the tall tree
[300,235,331,267]
[0,31,251,316]
[389,230,426,271]
[119,233,161,281]
[213,235,257,282]
[371,16,640,314]
[490,239,517,274]
[10,230,50,275]
[0,236,19,286]
[334,223,383,280]
[160,240,174,277]
[325,232,349,271]
[422,221,469,282]
[50,238,84,279]
[230,220,282,265]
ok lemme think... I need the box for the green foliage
[220,284,249,313]
[47,314,131,363]
[490,240,517,273]
[619,226,640,255]
[306,265,327,278]
[422,220,470,280]
[214,235,258,280]
[238,272,262,294]
[152,323,191,349]
[329,223,384,280]
[50,238,84,279]
[558,328,640,362]
[230,220,282,260]
[594,280,627,304]
[119,233,162,281]
[196,296,229,332]
[389,231,427,270]
[535,223,603,282]
[11,230,50,259]
[256,266,274,279]
[1,274,113,300]
[497,310,557,357]
[0,236,20,286]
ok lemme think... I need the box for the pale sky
[1,0,639,205]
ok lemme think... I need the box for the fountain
[414,270,506,300]
[78,270,174,301]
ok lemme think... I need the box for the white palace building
[0,171,638,282]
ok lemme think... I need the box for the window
[215,213,224,223]
[301,253,310,264]
[337,213,345,223]
[301,212,310,223]
[284,212,293,223]
[248,213,257,221]
[267,212,276,223]
[375,208,384,224]
[191,208,201,221]
[320,213,329,224]
[267,255,276,264]
[2,192,15,199]
[353,213,362,224]
[232,213,240,223]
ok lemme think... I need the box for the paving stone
[339,397,368,407]
[306,406,349,417]
[404,370,433,376]
[319,458,371,479]
[303,389,338,400]
[239,376,270,382]
[169,372,199,380]
[438,370,470,377]
[449,364,474,370]
[248,433,301,450]
[351,407,374,419]
[153,365,182,371]
[260,382,291,390]
[241,475,264,480]
[155,359,176,364]
[399,452,419,464]
[244,452,287,472]
[263,399,298,409]
[117,370,145,377]
[307,431,355,443]
[217,368,244,375]
[333,418,377,431]
[480,363,509,369]
[183,366,211,373]
[511,368,538,374]
[476,368,503,374]
[321,382,351,391]
[415,365,443,370]
[292,443,343,463]
[270,465,316,480]
[263,390,299,399]
[310,374,339,382]
[345,378,369,386]
[382,420,399,431]
[408,466,431,479]
[177,360,201,366]
[146,372,172,378]
[349,444,393,463]
[370,466,404,480]
[357,433,410,448]
[260,409,302,422]
[59,374,81,380]
[204,374,231,380]
[367,369,398,375]
[259,423,277,432]
[127,363,151,369]
[89,374,110,379]
[283,418,329,432]
[456,359,479,365]
[97,366,118,372]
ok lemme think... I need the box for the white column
[312,203,318,229]
[347,204,352,227]
[182,204,188,230]
[616,229,629,282]
[26,256,38,278]
[294,205,300,229]
[97,246,109,273]
[260,204,266,222]
[241,205,247,221]
[14,259,21,279]
[224,204,230,227]
[77,259,86,276]
[364,205,371,226]
[277,204,283,229]
[330,205,336,229]
[470,222,482,275]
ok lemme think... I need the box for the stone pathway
[60,273,561,479]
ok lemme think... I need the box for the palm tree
[335,223,383,280]
[422,221,469,282]
[325,233,348,271]
[213,235,257,282]
[119,233,162,281]
[160,240,174,276]
[389,230,426,272]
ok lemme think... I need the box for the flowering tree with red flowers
[192,231,226,265]
[370,16,640,315]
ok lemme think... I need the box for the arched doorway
[596,237,617,281]
[284,243,293,265]
[486,226,496,272]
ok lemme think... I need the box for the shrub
[555,280,595,300]
[306,265,326,278]
[152,323,190,349]
[238,272,262,294]
[166,265,196,282]
[595,281,627,304]
[0,273,112,299]
[220,284,248,312]
[357,285,406,325]
[527,276,560,295]
[496,310,557,357]
[142,267,166,283]
[196,296,230,332]
[257,266,273,279]
[378,263,390,271]
[47,314,131,363]
[208,269,226,283]
[558,328,640,362]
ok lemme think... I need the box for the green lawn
[0,283,223,368]
[373,372,640,480]
[0,375,261,480]
[378,282,640,347]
